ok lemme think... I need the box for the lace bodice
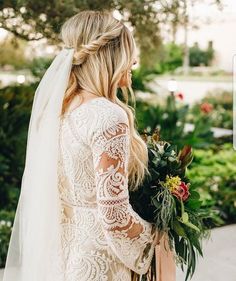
[57,97,157,280]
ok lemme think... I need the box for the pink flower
[200,102,213,114]
[172,182,190,201]
[175,92,184,100]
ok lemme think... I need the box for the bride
[3,10,161,281]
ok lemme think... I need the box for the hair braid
[73,23,124,66]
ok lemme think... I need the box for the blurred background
[0,0,235,280]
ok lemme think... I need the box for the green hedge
[0,83,35,267]
[187,143,236,224]
[135,95,214,149]
[0,83,36,211]
[0,210,15,267]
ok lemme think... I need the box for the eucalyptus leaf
[182,212,189,223]
[173,220,186,237]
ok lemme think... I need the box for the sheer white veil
[3,47,74,281]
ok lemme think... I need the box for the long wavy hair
[60,10,148,191]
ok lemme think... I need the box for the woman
[3,10,160,281]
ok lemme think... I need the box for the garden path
[177,224,236,281]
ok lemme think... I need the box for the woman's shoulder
[87,97,129,145]
[81,96,129,125]
[98,97,128,122]
[66,96,129,136]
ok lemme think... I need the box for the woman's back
[2,11,160,281]
[58,97,157,280]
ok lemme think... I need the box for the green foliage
[29,57,53,79]
[0,83,36,268]
[0,35,29,69]
[131,66,159,93]
[153,41,215,74]
[134,99,161,131]
[189,42,214,67]
[129,134,216,281]
[155,43,183,74]
[0,210,15,268]
[187,143,236,224]
[0,83,36,211]
[135,94,214,149]
[0,0,164,69]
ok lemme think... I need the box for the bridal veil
[3,48,74,281]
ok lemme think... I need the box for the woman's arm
[90,109,158,274]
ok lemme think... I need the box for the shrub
[0,83,36,211]
[0,83,36,268]
[29,57,53,79]
[0,210,15,268]
[154,43,183,74]
[187,143,236,224]
[135,94,214,149]
[190,89,232,130]
[189,42,214,67]
[0,35,29,70]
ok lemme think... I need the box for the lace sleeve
[90,106,157,274]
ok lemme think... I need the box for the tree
[0,34,29,69]
[0,0,223,71]
[159,0,222,74]
[0,0,165,69]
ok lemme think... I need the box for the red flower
[172,182,190,201]
[200,102,213,114]
[175,92,184,100]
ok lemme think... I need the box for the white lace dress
[57,97,157,281]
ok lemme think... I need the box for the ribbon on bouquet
[155,233,176,281]
[131,233,176,281]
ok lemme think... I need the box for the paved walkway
[1,225,235,281]
[153,78,231,105]
[177,224,236,281]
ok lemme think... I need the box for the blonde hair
[60,10,148,191]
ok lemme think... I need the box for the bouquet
[129,131,211,281]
